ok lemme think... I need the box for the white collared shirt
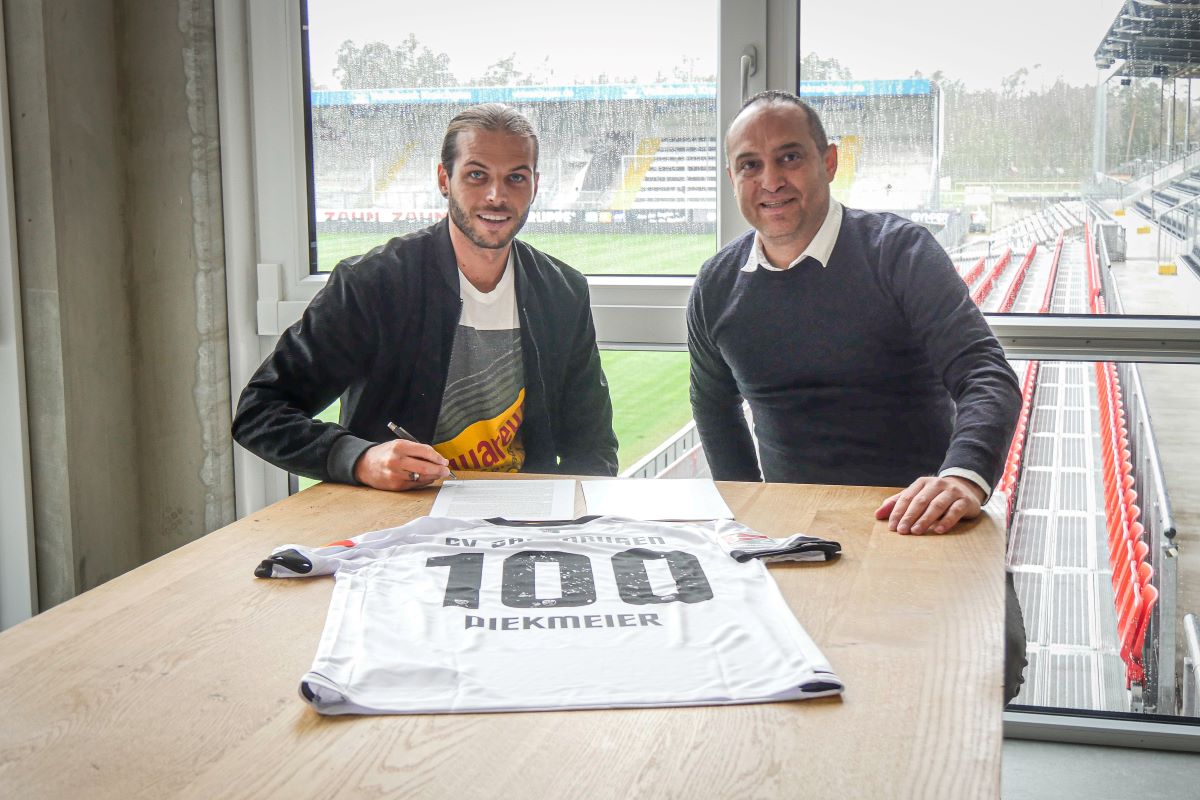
[740,199,843,272]
[735,197,993,500]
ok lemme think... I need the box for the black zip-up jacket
[233,220,618,483]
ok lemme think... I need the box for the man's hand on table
[874,475,985,535]
[353,440,451,491]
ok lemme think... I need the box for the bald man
[688,90,1025,702]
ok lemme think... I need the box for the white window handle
[740,45,758,102]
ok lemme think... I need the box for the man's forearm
[691,395,761,481]
[232,386,358,483]
[942,358,1022,490]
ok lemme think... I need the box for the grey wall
[5,0,233,609]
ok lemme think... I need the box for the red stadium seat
[1128,584,1159,686]
[1133,539,1149,565]
[1114,558,1139,612]
[1137,561,1154,590]
[1118,581,1142,669]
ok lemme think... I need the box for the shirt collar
[740,199,843,272]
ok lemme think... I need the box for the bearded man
[235,104,618,488]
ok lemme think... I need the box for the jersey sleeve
[254,517,475,579]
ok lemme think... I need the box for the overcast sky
[308,0,1118,91]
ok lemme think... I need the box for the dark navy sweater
[687,207,1020,489]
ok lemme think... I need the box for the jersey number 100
[426,548,714,608]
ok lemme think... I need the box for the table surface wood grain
[0,475,1004,799]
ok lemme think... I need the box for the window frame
[223,0,778,511]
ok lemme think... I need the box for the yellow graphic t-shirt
[432,257,524,473]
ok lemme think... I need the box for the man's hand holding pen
[353,438,452,491]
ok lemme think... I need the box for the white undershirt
[459,251,518,330]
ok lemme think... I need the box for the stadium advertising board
[312,80,933,109]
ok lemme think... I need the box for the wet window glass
[801,0,1200,721]
[304,0,717,276]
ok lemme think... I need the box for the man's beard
[447,193,531,250]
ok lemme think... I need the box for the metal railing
[1184,614,1200,717]
[1158,193,1200,266]
[1117,357,1179,714]
[1116,148,1200,210]
[621,421,703,479]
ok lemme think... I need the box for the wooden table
[0,477,1004,799]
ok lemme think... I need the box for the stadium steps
[630,138,717,210]
[610,138,662,210]
[1180,247,1200,283]
[830,134,858,198]
[983,246,1049,314]
[377,142,417,195]
[1007,240,1130,712]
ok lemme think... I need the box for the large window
[798,0,1200,734]
[291,0,721,491]
[799,0,1200,303]
[1004,357,1185,721]
[290,0,724,492]
[305,0,717,277]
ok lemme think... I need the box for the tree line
[331,39,1197,182]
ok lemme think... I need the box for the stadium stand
[609,138,661,210]
[629,138,718,211]
[576,131,633,209]
[968,247,1014,306]
[829,134,859,199]
[309,81,947,237]
[987,208,1174,712]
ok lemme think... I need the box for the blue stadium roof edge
[310,79,934,107]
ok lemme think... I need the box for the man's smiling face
[438,128,538,252]
[726,102,837,261]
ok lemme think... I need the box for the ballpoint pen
[387,421,457,479]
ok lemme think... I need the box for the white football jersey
[257,516,843,715]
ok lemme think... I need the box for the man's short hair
[440,104,540,176]
[729,90,829,153]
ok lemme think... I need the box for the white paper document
[581,479,734,521]
[429,480,576,521]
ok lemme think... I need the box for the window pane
[793,1,1200,721]
[601,350,692,473]
[304,0,718,276]
[1005,358,1196,723]
[799,0,1200,318]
